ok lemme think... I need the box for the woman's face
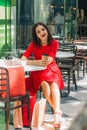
[35,25,48,41]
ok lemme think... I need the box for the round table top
[6,65,46,72]
[24,65,47,72]
[0,59,46,72]
[75,45,87,50]
[56,51,74,58]
[74,40,87,45]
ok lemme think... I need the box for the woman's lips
[42,34,46,37]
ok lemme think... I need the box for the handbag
[31,98,46,129]
[0,66,26,98]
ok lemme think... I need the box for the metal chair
[73,41,87,79]
[56,44,77,95]
[0,67,32,130]
[75,49,87,79]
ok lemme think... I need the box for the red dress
[23,39,64,95]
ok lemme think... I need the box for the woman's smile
[36,25,48,40]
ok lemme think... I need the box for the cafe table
[56,51,75,58]
[74,40,87,45]
[24,65,46,72]
[73,39,87,44]
[75,45,87,50]
[0,59,46,72]
[4,64,46,80]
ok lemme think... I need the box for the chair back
[0,67,10,99]
[59,43,77,54]
[57,44,78,93]
[58,44,77,66]
[0,67,31,130]
[0,66,26,99]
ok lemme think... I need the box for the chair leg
[73,70,77,90]
[83,60,85,78]
[5,103,10,130]
[83,60,86,77]
[86,60,87,73]
[77,60,80,79]
[26,93,32,130]
[6,110,10,130]
[67,69,70,94]
[39,87,42,98]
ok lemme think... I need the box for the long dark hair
[32,22,53,46]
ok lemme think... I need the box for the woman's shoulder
[51,39,59,45]
[50,39,59,49]
[28,41,34,47]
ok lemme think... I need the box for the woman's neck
[42,42,47,46]
[41,39,47,46]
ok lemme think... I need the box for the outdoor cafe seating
[55,43,78,96]
[0,57,47,130]
[0,64,32,130]
[73,40,87,79]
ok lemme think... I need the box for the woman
[21,22,64,128]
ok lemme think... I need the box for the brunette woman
[21,22,64,128]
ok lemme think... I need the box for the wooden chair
[0,67,32,130]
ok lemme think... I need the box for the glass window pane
[0,0,11,58]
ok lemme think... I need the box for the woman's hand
[21,55,54,66]
[41,59,48,66]
[26,60,47,66]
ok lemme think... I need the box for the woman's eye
[36,28,45,34]
[42,28,45,31]
[37,31,40,34]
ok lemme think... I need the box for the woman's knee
[41,81,51,96]
[41,81,47,86]
[50,82,58,89]
[50,82,60,93]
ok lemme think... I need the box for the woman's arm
[21,55,47,66]
[46,56,54,65]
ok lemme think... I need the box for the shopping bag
[22,77,36,127]
[1,66,26,98]
[13,101,23,129]
[22,94,36,126]
[31,98,46,129]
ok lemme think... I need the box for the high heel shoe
[54,111,62,128]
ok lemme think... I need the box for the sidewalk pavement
[45,71,87,130]
[0,71,87,130]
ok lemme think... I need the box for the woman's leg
[50,82,62,127]
[41,81,53,109]
[50,82,60,113]
[41,81,62,127]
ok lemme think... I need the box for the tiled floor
[0,70,87,130]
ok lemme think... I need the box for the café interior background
[0,0,87,58]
